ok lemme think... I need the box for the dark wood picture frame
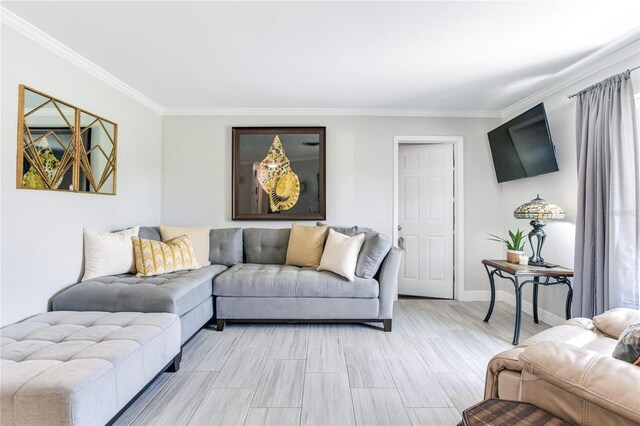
[232,126,326,220]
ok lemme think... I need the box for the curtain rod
[567,66,640,99]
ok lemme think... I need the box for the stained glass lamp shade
[514,195,565,266]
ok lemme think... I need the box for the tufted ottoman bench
[0,311,181,426]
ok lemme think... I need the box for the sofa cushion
[355,232,392,278]
[243,228,291,264]
[209,228,243,266]
[0,311,180,426]
[213,263,379,298]
[52,265,226,316]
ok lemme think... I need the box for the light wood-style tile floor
[114,300,549,426]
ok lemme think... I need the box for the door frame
[393,135,464,300]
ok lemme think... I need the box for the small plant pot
[507,250,525,264]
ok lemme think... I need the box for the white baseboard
[498,291,565,326]
[460,290,565,327]
[458,290,493,302]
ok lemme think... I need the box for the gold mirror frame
[17,85,118,195]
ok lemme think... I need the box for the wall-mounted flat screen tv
[487,103,559,183]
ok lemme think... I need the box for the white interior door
[398,144,454,298]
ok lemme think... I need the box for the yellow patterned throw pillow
[132,236,201,277]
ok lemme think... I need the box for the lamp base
[528,220,547,265]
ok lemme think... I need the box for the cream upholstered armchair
[484,308,640,426]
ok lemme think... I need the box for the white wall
[5,16,636,329]
[0,26,163,326]
[161,57,640,323]
[497,55,640,321]
[161,114,503,296]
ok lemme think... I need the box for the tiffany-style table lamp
[514,195,565,266]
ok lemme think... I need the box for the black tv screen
[487,103,559,183]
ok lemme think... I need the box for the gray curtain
[573,71,640,317]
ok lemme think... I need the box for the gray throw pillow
[355,232,392,279]
[137,226,161,241]
[316,222,372,237]
[612,321,640,365]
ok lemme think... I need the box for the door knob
[398,236,405,250]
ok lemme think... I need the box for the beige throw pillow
[159,225,211,266]
[317,229,366,281]
[285,224,328,268]
[82,226,139,281]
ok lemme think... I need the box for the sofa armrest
[484,347,525,399]
[519,341,640,424]
[377,247,402,319]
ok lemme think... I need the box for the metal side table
[482,259,573,345]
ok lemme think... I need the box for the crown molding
[500,29,640,119]
[0,7,164,114]
[162,107,501,118]
[3,5,635,120]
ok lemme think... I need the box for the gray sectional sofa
[52,226,401,343]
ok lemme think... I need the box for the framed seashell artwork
[232,127,325,220]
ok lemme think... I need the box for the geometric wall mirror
[17,85,118,195]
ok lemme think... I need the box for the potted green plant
[488,229,527,264]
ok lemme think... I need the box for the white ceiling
[3,1,640,114]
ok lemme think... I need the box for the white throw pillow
[317,229,366,281]
[82,226,139,281]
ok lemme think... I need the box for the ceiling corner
[0,6,165,115]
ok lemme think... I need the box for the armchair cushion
[592,308,640,339]
[519,341,640,424]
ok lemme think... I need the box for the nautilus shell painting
[257,136,301,212]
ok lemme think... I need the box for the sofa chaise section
[0,311,181,426]
[51,226,241,344]
[52,266,224,345]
